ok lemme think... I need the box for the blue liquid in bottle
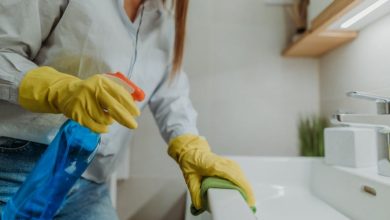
[1,120,100,220]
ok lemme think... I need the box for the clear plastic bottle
[1,120,100,220]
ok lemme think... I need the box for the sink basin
[184,157,390,220]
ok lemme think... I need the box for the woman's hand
[18,66,140,133]
[168,134,255,211]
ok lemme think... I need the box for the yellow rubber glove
[18,66,140,133]
[168,134,256,210]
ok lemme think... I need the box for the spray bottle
[1,72,144,220]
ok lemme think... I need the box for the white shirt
[0,0,198,182]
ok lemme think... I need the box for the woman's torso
[0,0,173,182]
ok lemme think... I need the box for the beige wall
[118,0,320,219]
[320,14,390,118]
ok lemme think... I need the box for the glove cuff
[18,66,78,113]
[168,134,211,163]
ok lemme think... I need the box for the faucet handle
[347,91,390,114]
[347,91,390,103]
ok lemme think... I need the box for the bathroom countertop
[334,165,390,185]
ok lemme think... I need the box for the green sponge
[190,177,257,216]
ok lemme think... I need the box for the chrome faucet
[335,91,390,177]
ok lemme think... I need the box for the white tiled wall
[118,0,320,219]
[320,14,390,117]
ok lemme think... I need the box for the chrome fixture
[335,91,390,177]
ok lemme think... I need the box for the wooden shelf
[283,30,357,57]
[283,0,361,57]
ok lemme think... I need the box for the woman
[0,0,255,219]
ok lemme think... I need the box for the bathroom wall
[117,0,320,219]
[320,14,390,118]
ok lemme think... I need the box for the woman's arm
[0,0,68,103]
[148,69,256,213]
[148,69,199,143]
[0,0,140,132]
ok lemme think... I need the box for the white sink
[184,157,390,220]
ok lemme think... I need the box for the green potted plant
[298,115,329,157]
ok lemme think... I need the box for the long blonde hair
[164,0,189,77]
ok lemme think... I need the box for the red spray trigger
[104,72,145,102]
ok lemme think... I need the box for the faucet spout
[336,114,390,131]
